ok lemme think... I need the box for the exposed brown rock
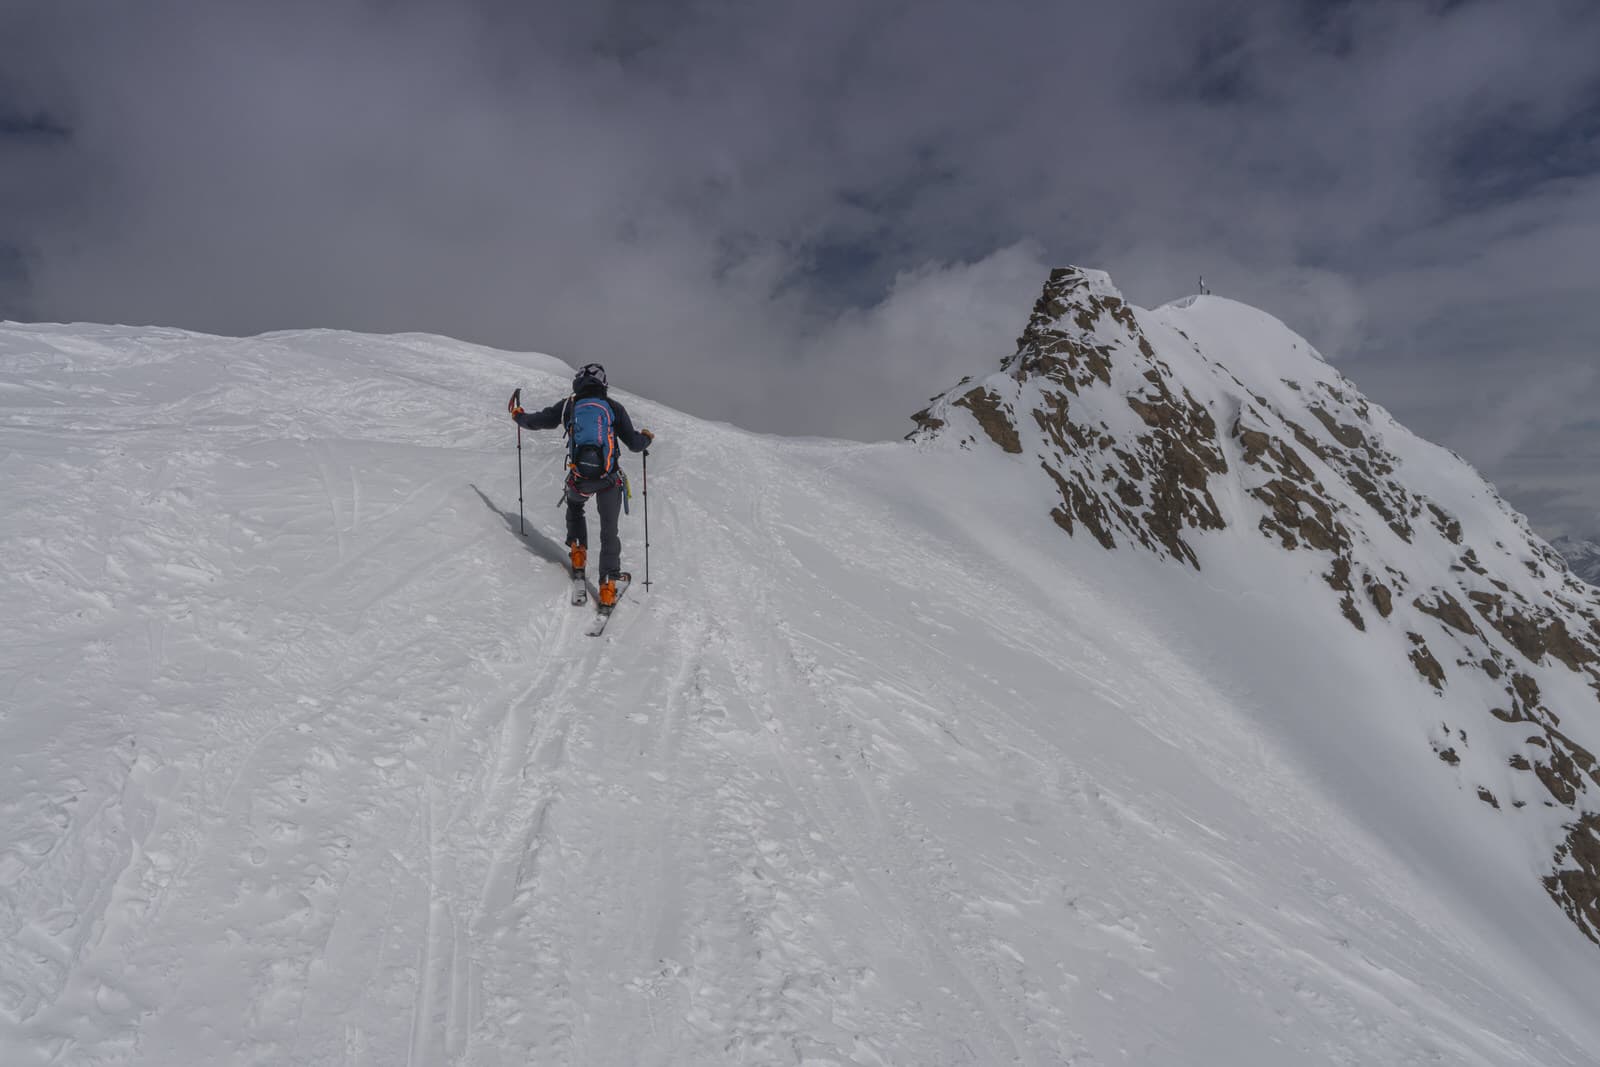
[1036,291,1229,567]
[1470,591,1546,662]
[1427,503,1464,544]
[1478,787,1501,808]
[1141,433,1228,569]
[1236,425,1272,466]
[1341,466,1414,541]
[1545,618,1597,672]
[1286,419,1330,463]
[1032,395,1094,453]
[1365,574,1394,618]
[1537,751,1581,806]
[1408,634,1446,690]
[1005,269,1118,390]
[1308,405,1367,450]
[1545,814,1600,945]
[1271,399,1419,543]
[1126,397,1164,428]
[1321,558,1364,629]
[1232,421,1317,485]
[1413,591,1479,636]
[907,408,945,439]
[1470,591,1600,671]
[1502,712,1598,809]
[1511,672,1541,707]
[971,268,1238,569]
[1549,725,1600,782]
[1041,462,1115,550]
[954,388,1021,454]
[1254,478,1347,553]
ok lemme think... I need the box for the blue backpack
[567,396,617,481]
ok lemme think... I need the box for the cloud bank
[2,0,1597,528]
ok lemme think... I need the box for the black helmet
[573,362,607,394]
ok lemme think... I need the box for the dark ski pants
[566,480,623,578]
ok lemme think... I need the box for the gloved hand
[640,428,655,443]
[507,388,523,417]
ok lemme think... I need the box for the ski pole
[642,448,651,590]
[508,387,525,535]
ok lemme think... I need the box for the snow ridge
[4,316,1600,1064]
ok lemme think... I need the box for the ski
[585,573,631,637]
[571,571,588,606]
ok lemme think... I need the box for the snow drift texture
[2,275,1600,1065]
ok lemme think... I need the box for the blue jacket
[514,390,652,453]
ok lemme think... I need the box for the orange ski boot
[568,542,587,574]
[598,575,618,608]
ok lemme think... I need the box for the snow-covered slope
[2,313,1599,1066]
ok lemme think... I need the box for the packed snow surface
[2,322,1598,1065]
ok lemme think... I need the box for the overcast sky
[3,0,1598,534]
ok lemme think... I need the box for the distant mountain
[914,266,1600,948]
[1553,534,1600,588]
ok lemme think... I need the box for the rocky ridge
[911,267,1600,946]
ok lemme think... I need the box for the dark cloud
[1,0,1598,531]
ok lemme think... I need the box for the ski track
[3,331,1599,1066]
